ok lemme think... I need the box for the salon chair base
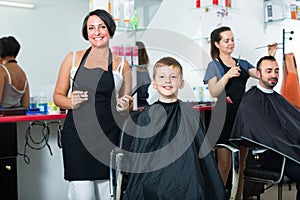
[243,154,294,200]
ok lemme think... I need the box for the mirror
[134,0,163,28]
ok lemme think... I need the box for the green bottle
[130,11,140,29]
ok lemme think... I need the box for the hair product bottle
[213,0,218,5]
[123,0,134,28]
[113,0,121,26]
[196,0,200,8]
[264,0,273,22]
[290,4,297,19]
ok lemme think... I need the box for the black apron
[217,57,249,144]
[62,48,120,181]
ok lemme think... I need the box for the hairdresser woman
[203,26,277,200]
[53,9,132,200]
[0,36,30,108]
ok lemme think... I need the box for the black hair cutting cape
[230,86,300,164]
[121,100,225,200]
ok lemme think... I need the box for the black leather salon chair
[243,148,294,200]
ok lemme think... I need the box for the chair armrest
[215,144,240,199]
[215,143,239,153]
[275,156,287,184]
[251,148,268,155]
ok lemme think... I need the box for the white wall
[0,0,89,101]
[136,0,300,101]
[1,1,88,200]
[2,0,299,101]
[1,0,300,199]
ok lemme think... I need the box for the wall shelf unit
[263,0,300,30]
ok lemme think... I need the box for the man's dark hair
[256,55,276,71]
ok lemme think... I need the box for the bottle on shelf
[290,4,297,20]
[38,92,48,114]
[130,11,140,29]
[225,0,231,7]
[264,0,273,22]
[123,0,134,28]
[112,0,121,26]
[193,86,204,102]
[29,96,38,109]
[196,0,200,8]
[213,0,218,5]
[107,0,111,14]
[203,85,212,102]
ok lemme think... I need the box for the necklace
[6,60,17,64]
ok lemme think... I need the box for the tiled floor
[246,183,297,200]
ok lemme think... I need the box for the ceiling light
[0,1,35,9]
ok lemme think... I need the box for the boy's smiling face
[152,65,184,103]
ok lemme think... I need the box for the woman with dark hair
[0,36,30,108]
[203,26,276,199]
[53,9,132,200]
[135,41,151,108]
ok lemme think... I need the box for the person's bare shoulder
[0,65,7,80]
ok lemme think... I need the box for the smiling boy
[121,57,225,200]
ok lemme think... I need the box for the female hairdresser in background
[135,41,151,108]
[53,9,132,200]
[0,36,30,108]
[203,26,277,200]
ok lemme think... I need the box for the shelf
[116,26,147,32]
[192,37,242,43]
[265,17,300,23]
[264,18,286,24]
[263,0,290,7]
[262,0,299,30]
[190,4,238,12]
[132,64,149,68]
[264,18,300,30]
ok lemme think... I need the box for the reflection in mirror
[134,0,162,28]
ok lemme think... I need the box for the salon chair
[243,148,294,200]
[214,144,240,200]
[109,111,141,200]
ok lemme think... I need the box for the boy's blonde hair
[153,57,183,79]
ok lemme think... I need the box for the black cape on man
[121,100,225,200]
[230,86,300,164]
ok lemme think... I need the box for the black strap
[78,47,92,68]
[78,47,113,72]
[108,48,112,72]
[7,60,17,63]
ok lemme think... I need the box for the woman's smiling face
[87,15,110,48]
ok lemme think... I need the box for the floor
[245,183,297,200]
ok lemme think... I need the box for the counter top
[0,103,212,123]
[187,102,214,111]
[193,105,213,111]
[0,113,66,123]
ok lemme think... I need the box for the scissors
[236,55,241,67]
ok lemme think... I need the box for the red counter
[0,113,66,123]
[0,113,66,199]
[193,104,213,111]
